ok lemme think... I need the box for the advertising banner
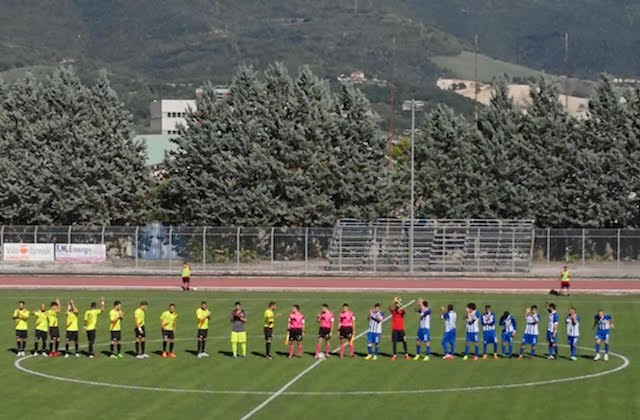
[2,243,55,262]
[55,244,107,263]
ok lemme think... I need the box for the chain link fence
[1,225,640,274]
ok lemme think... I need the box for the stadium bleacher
[326,219,534,273]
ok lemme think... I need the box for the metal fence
[533,228,640,265]
[1,225,640,273]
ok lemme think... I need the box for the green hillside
[0,0,473,130]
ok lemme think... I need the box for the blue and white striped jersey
[547,311,559,332]
[368,311,384,334]
[442,310,457,332]
[566,314,580,337]
[466,310,480,333]
[525,313,540,335]
[481,312,496,331]
[418,307,431,329]
[595,314,612,331]
[501,315,517,334]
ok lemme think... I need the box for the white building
[150,99,196,135]
[149,88,230,135]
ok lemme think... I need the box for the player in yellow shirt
[64,300,80,358]
[84,297,105,358]
[196,301,211,358]
[32,303,49,356]
[109,300,124,359]
[12,300,30,357]
[134,301,149,359]
[264,301,277,360]
[46,299,61,357]
[160,304,178,358]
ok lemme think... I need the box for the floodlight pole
[403,99,424,274]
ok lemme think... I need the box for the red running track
[0,275,639,293]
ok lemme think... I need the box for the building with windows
[149,88,230,135]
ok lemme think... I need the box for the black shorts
[87,330,96,342]
[134,326,146,338]
[35,330,47,341]
[289,328,303,342]
[16,330,27,339]
[264,327,273,340]
[182,277,191,283]
[110,331,122,341]
[561,282,570,288]
[66,331,79,341]
[318,327,331,340]
[339,327,353,340]
[198,329,208,339]
[392,330,407,343]
[49,327,60,339]
[163,330,175,340]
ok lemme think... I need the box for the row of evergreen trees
[1,66,639,227]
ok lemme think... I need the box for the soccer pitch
[2,290,638,420]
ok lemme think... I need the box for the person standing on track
[230,301,247,358]
[109,300,124,359]
[134,301,149,359]
[46,299,61,357]
[64,300,80,358]
[287,304,305,358]
[441,304,457,359]
[414,298,431,361]
[560,265,571,296]
[32,303,48,356]
[315,304,334,358]
[264,301,277,360]
[338,303,356,358]
[84,298,105,359]
[181,261,192,291]
[389,297,409,361]
[161,303,178,358]
[12,300,30,357]
[196,301,211,358]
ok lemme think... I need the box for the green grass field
[2,290,638,419]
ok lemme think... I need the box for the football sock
[367,344,372,355]
[605,343,610,353]
[162,341,167,352]
[426,345,431,356]
[117,344,121,353]
[416,345,421,356]
[136,342,140,354]
[298,343,303,356]
[241,343,247,356]
[392,341,397,355]
[316,342,322,355]
[465,345,469,356]
[595,343,601,353]
[326,343,331,354]
[110,344,114,353]
[375,344,380,356]
[483,343,488,354]
[169,342,174,353]
[266,342,271,356]
[340,343,345,357]
[475,345,479,356]
[349,342,354,356]
[141,342,145,354]
[402,342,408,354]
[201,341,206,352]
[289,343,294,356]
[531,348,536,357]
[232,342,238,356]
[55,341,59,352]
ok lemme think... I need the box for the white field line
[13,338,629,398]
[238,299,416,420]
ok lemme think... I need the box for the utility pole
[386,37,397,235]
[474,33,479,123]
[564,32,570,111]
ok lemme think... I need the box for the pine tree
[0,67,150,225]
